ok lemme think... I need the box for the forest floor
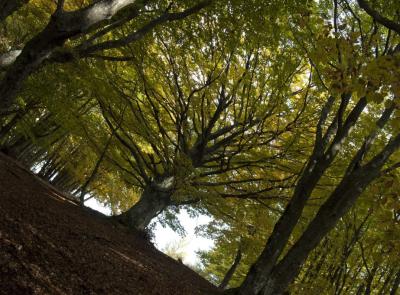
[0,152,221,295]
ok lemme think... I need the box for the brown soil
[0,153,221,295]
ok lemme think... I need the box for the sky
[85,198,214,265]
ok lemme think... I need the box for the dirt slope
[0,153,221,295]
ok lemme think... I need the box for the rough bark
[0,0,212,115]
[234,99,396,295]
[237,96,366,295]
[115,176,174,231]
[255,132,400,295]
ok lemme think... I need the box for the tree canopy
[1,0,400,294]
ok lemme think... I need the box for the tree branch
[0,0,30,22]
[357,0,400,35]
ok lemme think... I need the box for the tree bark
[0,0,212,115]
[390,270,400,295]
[250,132,400,295]
[220,243,243,289]
[237,95,366,295]
[115,176,174,231]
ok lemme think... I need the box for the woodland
[0,0,400,294]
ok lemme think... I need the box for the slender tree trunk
[254,159,393,294]
[219,243,243,289]
[79,131,114,204]
[236,96,366,295]
[390,270,400,295]
[378,268,394,295]
[0,112,22,142]
[356,284,365,295]
[234,103,398,295]
[235,165,325,294]
[115,176,174,231]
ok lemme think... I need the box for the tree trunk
[0,0,139,114]
[378,268,394,295]
[0,0,212,115]
[258,173,386,294]
[79,131,114,204]
[235,163,328,295]
[0,112,23,142]
[237,95,368,295]
[236,131,400,295]
[115,176,174,231]
[390,270,400,295]
[219,244,242,289]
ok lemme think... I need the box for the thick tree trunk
[233,135,400,295]
[0,0,140,114]
[0,0,211,115]
[0,16,77,114]
[116,176,174,231]
[248,137,400,295]
[237,96,367,295]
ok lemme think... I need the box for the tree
[221,1,400,293]
[0,0,212,115]
[1,0,309,231]
[1,1,399,293]
[95,24,307,230]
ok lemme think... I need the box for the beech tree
[0,0,213,115]
[93,24,308,230]
[213,1,400,293]
[1,0,399,294]
[1,0,304,227]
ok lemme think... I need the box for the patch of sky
[85,198,214,266]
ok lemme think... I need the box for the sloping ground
[0,153,221,295]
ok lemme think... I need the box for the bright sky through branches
[85,198,214,265]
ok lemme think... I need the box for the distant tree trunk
[0,112,23,142]
[79,131,114,205]
[378,268,394,295]
[390,270,400,295]
[219,243,242,289]
[115,176,174,231]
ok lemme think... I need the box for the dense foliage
[1,0,399,294]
